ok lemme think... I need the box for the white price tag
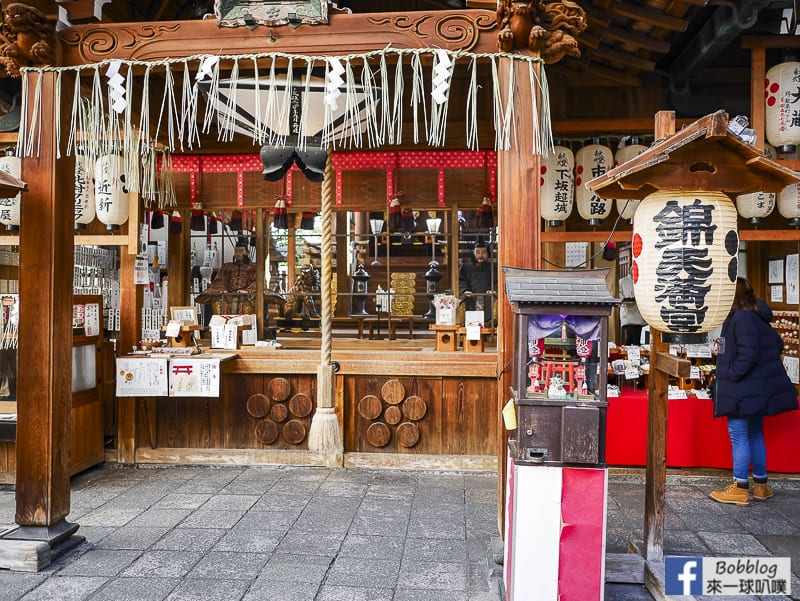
[210,325,224,349]
[134,258,149,285]
[223,323,238,350]
[624,366,640,380]
[668,389,688,399]
[685,344,712,358]
[689,365,701,379]
[626,346,641,361]
[165,321,181,338]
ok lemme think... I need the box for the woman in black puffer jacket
[710,277,798,506]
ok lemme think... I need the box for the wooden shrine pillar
[4,71,79,553]
[496,56,542,533]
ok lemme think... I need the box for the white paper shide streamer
[18,49,553,173]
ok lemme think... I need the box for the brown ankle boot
[710,482,750,506]
[752,482,773,500]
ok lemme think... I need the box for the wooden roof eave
[586,110,800,199]
[57,10,499,67]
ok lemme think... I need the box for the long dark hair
[731,276,757,312]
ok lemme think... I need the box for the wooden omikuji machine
[502,268,619,601]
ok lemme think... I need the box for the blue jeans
[727,416,767,483]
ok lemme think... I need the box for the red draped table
[605,390,800,473]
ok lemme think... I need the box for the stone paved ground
[0,466,797,600]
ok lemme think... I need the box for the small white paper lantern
[539,145,574,226]
[95,154,130,230]
[735,191,776,224]
[765,61,800,154]
[575,143,613,225]
[74,156,95,229]
[631,190,738,343]
[0,152,21,231]
[613,142,648,221]
[778,175,800,226]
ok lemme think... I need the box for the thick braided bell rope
[320,148,334,371]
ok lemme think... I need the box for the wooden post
[117,250,142,464]
[642,111,676,562]
[11,72,75,540]
[496,56,542,533]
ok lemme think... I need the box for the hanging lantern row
[540,139,647,226]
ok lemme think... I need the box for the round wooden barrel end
[357,394,383,420]
[268,377,292,402]
[255,419,279,445]
[366,422,391,448]
[283,419,307,445]
[402,395,427,421]
[289,392,313,418]
[384,405,402,425]
[270,403,289,422]
[381,379,405,404]
[246,393,270,419]
[396,422,420,448]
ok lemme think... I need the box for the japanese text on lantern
[554,151,571,215]
[653,198,715,332]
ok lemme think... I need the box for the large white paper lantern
[631,190,738,343]
[95,154,130,230]
[540,145,574,226]
[575,143,613,225]
[0,152,21,231]
[778,175,800,226]
[765,61,800,154]
[735,191,776,224]
[74,156,95,229]
[613,142,648,221]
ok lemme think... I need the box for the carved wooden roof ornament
[586,110,800,199]
[0,3,56,78]
[213,0,330,28]
[496,0,587,64]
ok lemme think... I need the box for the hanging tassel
[477,196,494,230]
[170,210,182,234]
[300,211,316,230]
[388,194,402,231]
[190,204,206,232]
[150,209,165,230]
[273,198,288,230]
[400,208,416,232]
[208,214,219,235]
[229,210,243,232]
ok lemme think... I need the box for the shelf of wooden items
[161,324,204,349]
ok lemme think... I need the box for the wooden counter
[122,343,500,471]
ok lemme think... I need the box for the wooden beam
[58,10,498,65]
[584,46,656,72]
[742,34,800,49]
[643,110,676,564]
[653,352,691,378]
[16,72,72,527]
[496,56,542,537]
[607,2,688,32]
[541,230,632,243]
[558,60,643,88]
[591,22,671,54]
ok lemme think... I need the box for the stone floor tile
[213,525,283,554]
[121,550,203,578]
[698,531,771,555]
[241,580,321,601]
[254,553,332,585]
[152,494,211,510]
[84,576,179,601]
[94,526,170,550]
[177,508,245,529]
[200,494,259,512]
[123,509,192,530]
[186,550,269,580]
[58,549,141,577]
[325,556,400,588]
[151,527,226,552]
[315,585,394,601]
[397,560,468,591]
[338,534,405,562]
[164,578,250,601]
[18,576,108,601]
[403,537,467,562]
[276,530,344,556]
[0,572,47,600]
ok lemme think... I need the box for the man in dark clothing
[458,241,497,326]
